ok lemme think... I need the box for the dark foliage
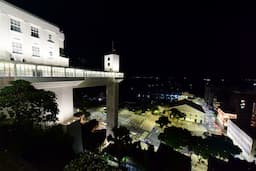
[81,119,106,152]
[159,126,242,160]
[0,122,74,171]
[0,80,58,124]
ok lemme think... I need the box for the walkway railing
[0,61,124,78]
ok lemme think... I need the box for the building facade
[0,0,68,67]
[169,99,205,124]
[227,120,256,162]
[0,0,124,134]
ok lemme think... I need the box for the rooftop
[170,99,205,113]
[231,120,256,139]
[0,0,60,30]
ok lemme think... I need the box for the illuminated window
[31,26,39,38]
[10,19,21,32]
[12,42,22,54]
[240,99,246,109]
[32,46,40,57]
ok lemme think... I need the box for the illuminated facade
[169,99,205,124]
[0,0,68,66]
[104,53,120,72]
[216,108,237,128]
[0,0,123,135]
[227,120,256,162]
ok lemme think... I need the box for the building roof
[170,99,205,113]
[231,120,256,139]
[0,0,60,29]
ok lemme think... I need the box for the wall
[0,0,68,67]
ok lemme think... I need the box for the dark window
[31,26,39,38]
[48,34,54,43]
[10,19,21,32]
[60,48,65,57]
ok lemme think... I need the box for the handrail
[0,61,124,78]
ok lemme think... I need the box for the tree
[203,135,241,160]
[159,126,241,160]
[104,126,132,166]
[64,152,120,171]
[0,80,58,125]
[158,126,192,149]
[170,108,186,120]
[112,126,132,145]
[156,116,171,128]
[151,105,160,115]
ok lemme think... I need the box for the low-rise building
[169,99,205,124]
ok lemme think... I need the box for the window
[49,51,53,57]
[10,19,21,32]
[48,34,54,42]
[31,26,39,38]
[107,63,110,66]
[32,46,40,57]
[107,57,110,61]
[12,42,22,54]
[59,48,65,57]
[240,99,246,109]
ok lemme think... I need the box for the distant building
[178,92,195,101]
[230,91,256,128]
[216,108,237,128]
[0,0,68,67]
[227,120,256,162]
[205,84,256,129]
[169,99,205,124]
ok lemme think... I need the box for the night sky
[5,0,256,78]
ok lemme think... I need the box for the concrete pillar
[106,79,119,134]
[46,86,74,123]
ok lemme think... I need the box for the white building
[227,120,256,163]
[169,99,205,124]
[0,0,123,133]
[0,0,68,67]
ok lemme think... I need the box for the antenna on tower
[111,40,116,53]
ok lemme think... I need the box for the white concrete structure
[104,53,120,72]
[169,100,205,124]
[0,0,124,133]
[0,0,68,66]
[227,120,256,162]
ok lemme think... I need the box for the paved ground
[88,105,215,171]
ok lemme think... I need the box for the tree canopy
[64,152,120,171]
[170,108,186,120]
[156,116,171,128]
[105,126,132,163]
[0,80,58,124]
[159,126,192,149]
[159,126,241,160]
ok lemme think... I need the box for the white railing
[0,61,124,78]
